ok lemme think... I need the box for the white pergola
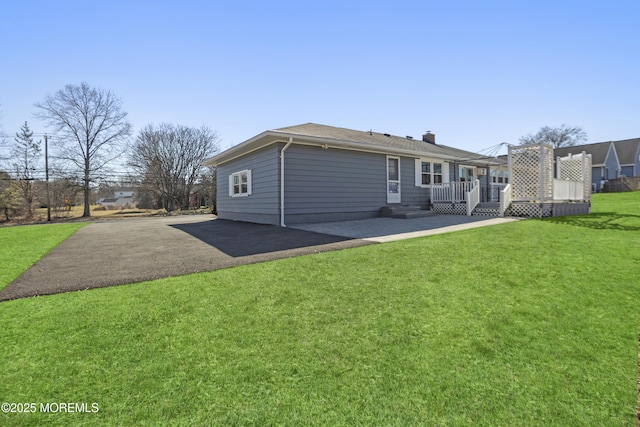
[507,142,591,217]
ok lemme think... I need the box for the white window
[433,162,443,184]
[420,161,431,185]
[459,166,474,182]
[415,159,448,187]
[491,168,509,184]
[229,169,252,197]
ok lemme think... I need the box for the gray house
[613,138,640,178]
[554,138,640,191]
[203,123,501,226]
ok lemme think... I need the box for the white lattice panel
[508,202,553,218]
[556,152,592,200]
[559,159,582,181]
[509,143,553,202]
[432,203,467,215]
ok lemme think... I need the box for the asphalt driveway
[0,216,370,301]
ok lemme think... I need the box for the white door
[387,156,401,204]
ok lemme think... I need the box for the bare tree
[519,124,587,148]
[35,82,132,217]
[195,166,216,211]
[0,104,8,162]
[10,122,41,218]
[129,124,220,211]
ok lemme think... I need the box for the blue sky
[0,0,638,156]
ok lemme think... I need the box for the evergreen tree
[12,121,41,218]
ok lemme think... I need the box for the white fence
[553,179,584,201]
[509,142,554,202]
[432,181,476,203]
[556,152,591,201]
[499,184,511,217]
[507,143,591,203]
[467,180,480,215]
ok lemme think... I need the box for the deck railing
[499,184,512,217]
[431,181,477,203]
[490,183,508,202]
[466,180,480,216]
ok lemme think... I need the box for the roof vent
[406,136,413,140]
[383,133,391,137]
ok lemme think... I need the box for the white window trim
[414,158,449,188]
[229,169,252,197]
[458,165,476,182]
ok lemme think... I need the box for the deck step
[392,210,435,219]
[380,205,434,219]
[472,202,500,216]
[472,208,500,216]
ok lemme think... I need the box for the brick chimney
[422,131,435,144]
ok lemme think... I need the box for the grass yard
[0,223,85,291]
[0,193,638,426]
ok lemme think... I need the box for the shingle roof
[553,138,640,166]
[205,122,504,167]
[274,123,493,163]
[554,142,613,165]
[612,138,640,165]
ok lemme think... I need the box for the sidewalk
[291,215,520,242]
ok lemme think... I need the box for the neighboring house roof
[612,138,640,166]
[554,142,614,166]
[205,123,502,167]
[553,138,640,167]
[100,197,133,205]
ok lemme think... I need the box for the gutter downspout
[280,137,293,227]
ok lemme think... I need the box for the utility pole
[44,134,51,222]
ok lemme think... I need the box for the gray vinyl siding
[283,146,433,223]
[217,143,435,225]
[604,145,621,179]
[283,145,387,223]
[592,167,603,188]
[216,144,280,225]
[621,165,634,177]
[400,157,430,207]
[624,144,640,176]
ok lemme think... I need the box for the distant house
[114,187,136,199]
[203,123,504,226]
[97,187,137,209]
[99,197,135,209]
[554,138,640,191]
[613,138,640,178]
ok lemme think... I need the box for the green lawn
[0,223,85,291]
[0,193,638,426]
